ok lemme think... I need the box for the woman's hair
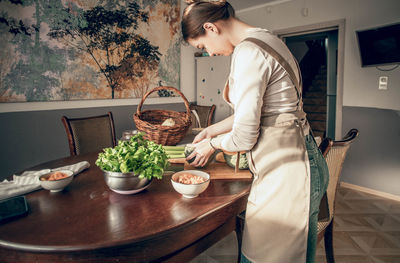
[181,0,235,42]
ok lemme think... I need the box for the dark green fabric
[305,134,329,263]
[240,253,252,263]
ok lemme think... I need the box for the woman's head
[181,0,235,42]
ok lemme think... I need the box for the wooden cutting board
[184,162,253,180]
[168,158,186,164]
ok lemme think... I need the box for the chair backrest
[324,129,359,222]
[62,112,117,156]
[319,137,333,158]
[189,104,216,128]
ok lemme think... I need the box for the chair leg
[235,211,246,263]
[324,220,335,263]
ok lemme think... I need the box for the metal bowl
[102,170,152,195]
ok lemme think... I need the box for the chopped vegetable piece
[175,173,206,184]
[41,171,69,181]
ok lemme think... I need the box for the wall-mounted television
[356,22,400,67]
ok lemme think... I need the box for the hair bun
[185,0,227,4]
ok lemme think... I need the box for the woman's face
[188,25,234,57]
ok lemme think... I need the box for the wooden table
[0,152,252,263]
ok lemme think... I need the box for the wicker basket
[133,86,192,146]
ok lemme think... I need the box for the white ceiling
[229,0,294,12]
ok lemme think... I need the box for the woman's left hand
[186,138,215,167]
[192,127,211,144]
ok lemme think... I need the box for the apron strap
[243,37,303,109]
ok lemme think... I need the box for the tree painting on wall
[0,0,180,102]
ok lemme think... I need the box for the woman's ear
[203,22,219,34]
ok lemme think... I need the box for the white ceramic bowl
[171,170,210,198]
[38,170,74,192]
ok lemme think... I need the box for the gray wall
[224,0,400,196]
[341,107,400,196]
[236,0,400,111]
[0,103,186,180]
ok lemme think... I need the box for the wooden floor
[190,186,400,263]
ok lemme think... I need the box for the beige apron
[242,114,310,263]
[226,38,311,262]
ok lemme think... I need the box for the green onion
[167,153,185,158]
[163,146,185,151]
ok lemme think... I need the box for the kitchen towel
[0,161,90,201]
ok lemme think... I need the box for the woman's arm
[192,114,234,144]
[211,42,270,152]
[188,43,270,166]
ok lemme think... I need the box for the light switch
[379,76,388,90]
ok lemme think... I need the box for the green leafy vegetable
[95,132,169,179]
[224,152,249,170]
[163,145,186,159]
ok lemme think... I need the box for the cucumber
[184,145,196,164]
[184,145,216,168]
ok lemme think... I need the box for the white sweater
[212,28,304,152]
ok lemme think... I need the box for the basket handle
[136,86,191,118]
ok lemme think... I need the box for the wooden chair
[61,112,117,156]
[317,128,359,263]
[189,104,216,128]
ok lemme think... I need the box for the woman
[182,1,329,262]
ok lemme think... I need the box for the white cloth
[0,161,90,201]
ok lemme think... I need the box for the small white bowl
[171,170,210,198]
[38,170,74,192]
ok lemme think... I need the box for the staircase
[302,65,327,138]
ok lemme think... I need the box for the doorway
[282,29,338,139]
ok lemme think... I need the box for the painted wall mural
[0,0,180,102]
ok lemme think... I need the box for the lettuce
[95,132,169,179]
